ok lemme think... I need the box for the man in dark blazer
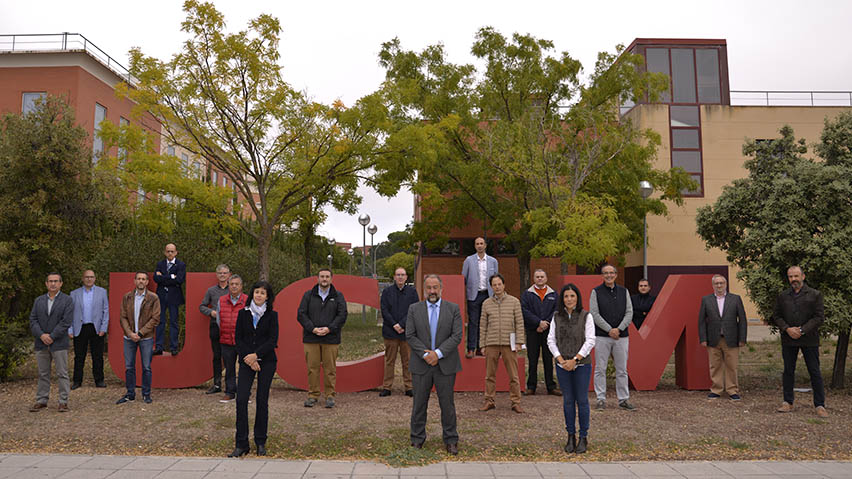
[406,274,463,455]
[29,272,75,412]
[153,243,186,355]
[698,274,747,400]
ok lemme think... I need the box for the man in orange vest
[217,274,248,403]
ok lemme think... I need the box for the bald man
[153,243,186,355]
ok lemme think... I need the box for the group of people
[26,238,829,457]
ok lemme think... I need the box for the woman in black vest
[547,283,595,453]
[229,280,278,457]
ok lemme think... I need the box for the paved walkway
[1,454,851,478]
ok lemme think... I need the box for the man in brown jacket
[117,272,160,405]
[479,273,526,413]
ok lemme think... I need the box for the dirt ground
[1,338,851,465]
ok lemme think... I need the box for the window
[671,49,696,103]
[669,106,702,196]
[645,48,670,102]
[22,92,46,114]
[212,171,218,186]
[137,186,146,204]
[696,49,721,103]
[181,153,189,169]
[93,103,107,163]
[118,117,129,164]
[167,146,175,157]
[222,176,228,187]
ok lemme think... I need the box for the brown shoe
[776,401,793,413]
[445,442,458,455]
[29,402,47,412]
[58,403,69,412]
[522,389,535,396]
[511,404,525,414]
[816,406,829,418]
[479,402,495,411]
[547,389,562,396]
[465,350,474,359]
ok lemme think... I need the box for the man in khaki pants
[698,274,747,401]
[379,267,419,397]
[297,269,348,408]
[479,273,525,413]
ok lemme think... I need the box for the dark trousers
[72,323,104,384]
[235,359,276,449]
[209,322,222,387]
[410,367,458,446]
[466,290,489,351]
[526,327,555,391]
[221,344,237,395]
[156,302,180,351]
[556,363,592,437]
[782,345,825,407]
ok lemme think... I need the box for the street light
[347,248,354,275]
[328,237,335,270]
[639,180,653,280]
[358,214,370,322]
[367,224,377,277]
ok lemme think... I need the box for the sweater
[479,293,525,349]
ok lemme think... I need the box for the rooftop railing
[0,32,136,84]
[730,90,852,107]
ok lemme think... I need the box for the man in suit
[406,274,463,455]
[69,270,109,389]
[153,243,186,355]
[29,272,75,412]
[698,274,747,400]
[117,272,161,405]
[461,237,498,358]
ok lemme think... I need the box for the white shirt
[47,295,56,315]
[477,254,488,291]
[547,311,596,368]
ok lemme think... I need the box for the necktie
[429,303,438,351]
[167,261,173,272]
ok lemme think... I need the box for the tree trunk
[830,325,850,389]
[303,228,313,278]
[516,248,532,298]
[257,227,271,282]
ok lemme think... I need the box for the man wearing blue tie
[406,274,463,455]
[154,243,186,356]
[69,270,109,389]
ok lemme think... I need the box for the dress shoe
[206,385,222,395]
[575,435,588,453]
[170,350,179,357]
[115,395,135,404]
[58,403,69,412]
[564,434,576,453]
[411,442,423,449]
[143,396,153,404]
[547,389,562,396]
[304,398,318,407]
[325,397,336,408]
[475,348,484,357]
[511,404,525,414]
[220,394,235,403]
[479,402,495,411]
[405,389,414,397]
[465,350,474,359]
[70,382,82,390]
[152,349,164,356]
[378,389,391,397]
[256,444,267,456]
[816,406,829,418]
[29,402,47,412]
[95,381,106,388]
[707,393,721,399]
[776,401,793,413]
[228,447,249,458]
[445,442,458,455]
[523,389,535,396]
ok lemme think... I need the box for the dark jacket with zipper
[297,284,347,344]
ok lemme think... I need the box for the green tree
[120,0,389,280]
[696,116,852,388]
[0,95,124,316]
[376,27,692,293]
[380,252,415,278]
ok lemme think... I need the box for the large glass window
[645,48,671,102]
[118,117,129,164]
[696,49,721,103]
[212,171,219,186]
[670,106,700,127]
[672,129,699,149]
[22,92,46,114]
[93,103,107,163]
[671,49,696,103]
[669,105,702,196]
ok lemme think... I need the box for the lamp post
[358,214,370,322]
[639,180,653,280]
[367,224,377,278]
[328,238,335,270]
[347,248,354,275]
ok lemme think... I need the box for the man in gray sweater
[198,264,232,395]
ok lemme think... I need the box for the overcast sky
[2,0,851,245]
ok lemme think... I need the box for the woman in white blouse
[547,283,595,453]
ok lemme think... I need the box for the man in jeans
[117,272,160,405]
[774,266,828,417]
[199,264,231,395]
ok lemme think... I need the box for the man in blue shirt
[69,270,109,389]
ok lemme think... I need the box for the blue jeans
[124,337,153,398]
[556,363,592,437]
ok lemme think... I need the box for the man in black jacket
[297,268,347,408]
[630,279,656,330]
[520,269,559,396]
[773,266,827,417]
[379,267,419,397]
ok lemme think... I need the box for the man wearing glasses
[198,264,231,395]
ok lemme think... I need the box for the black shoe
[445,442,458,455]
[206,385,222,395]
[143,395,152,404]
[256,444,266,456]
[152,349,164,356]
[170,350,178,357]
[379,389,391,397]
[564,434,576,453]
[228,447,249,458]
[411,442,423,449]
[95,381,106,388]
[618,400,636,411]
[575,436,588,453]
[116,395,135,404]
[71,382,82,390]
[405,389,414,397]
